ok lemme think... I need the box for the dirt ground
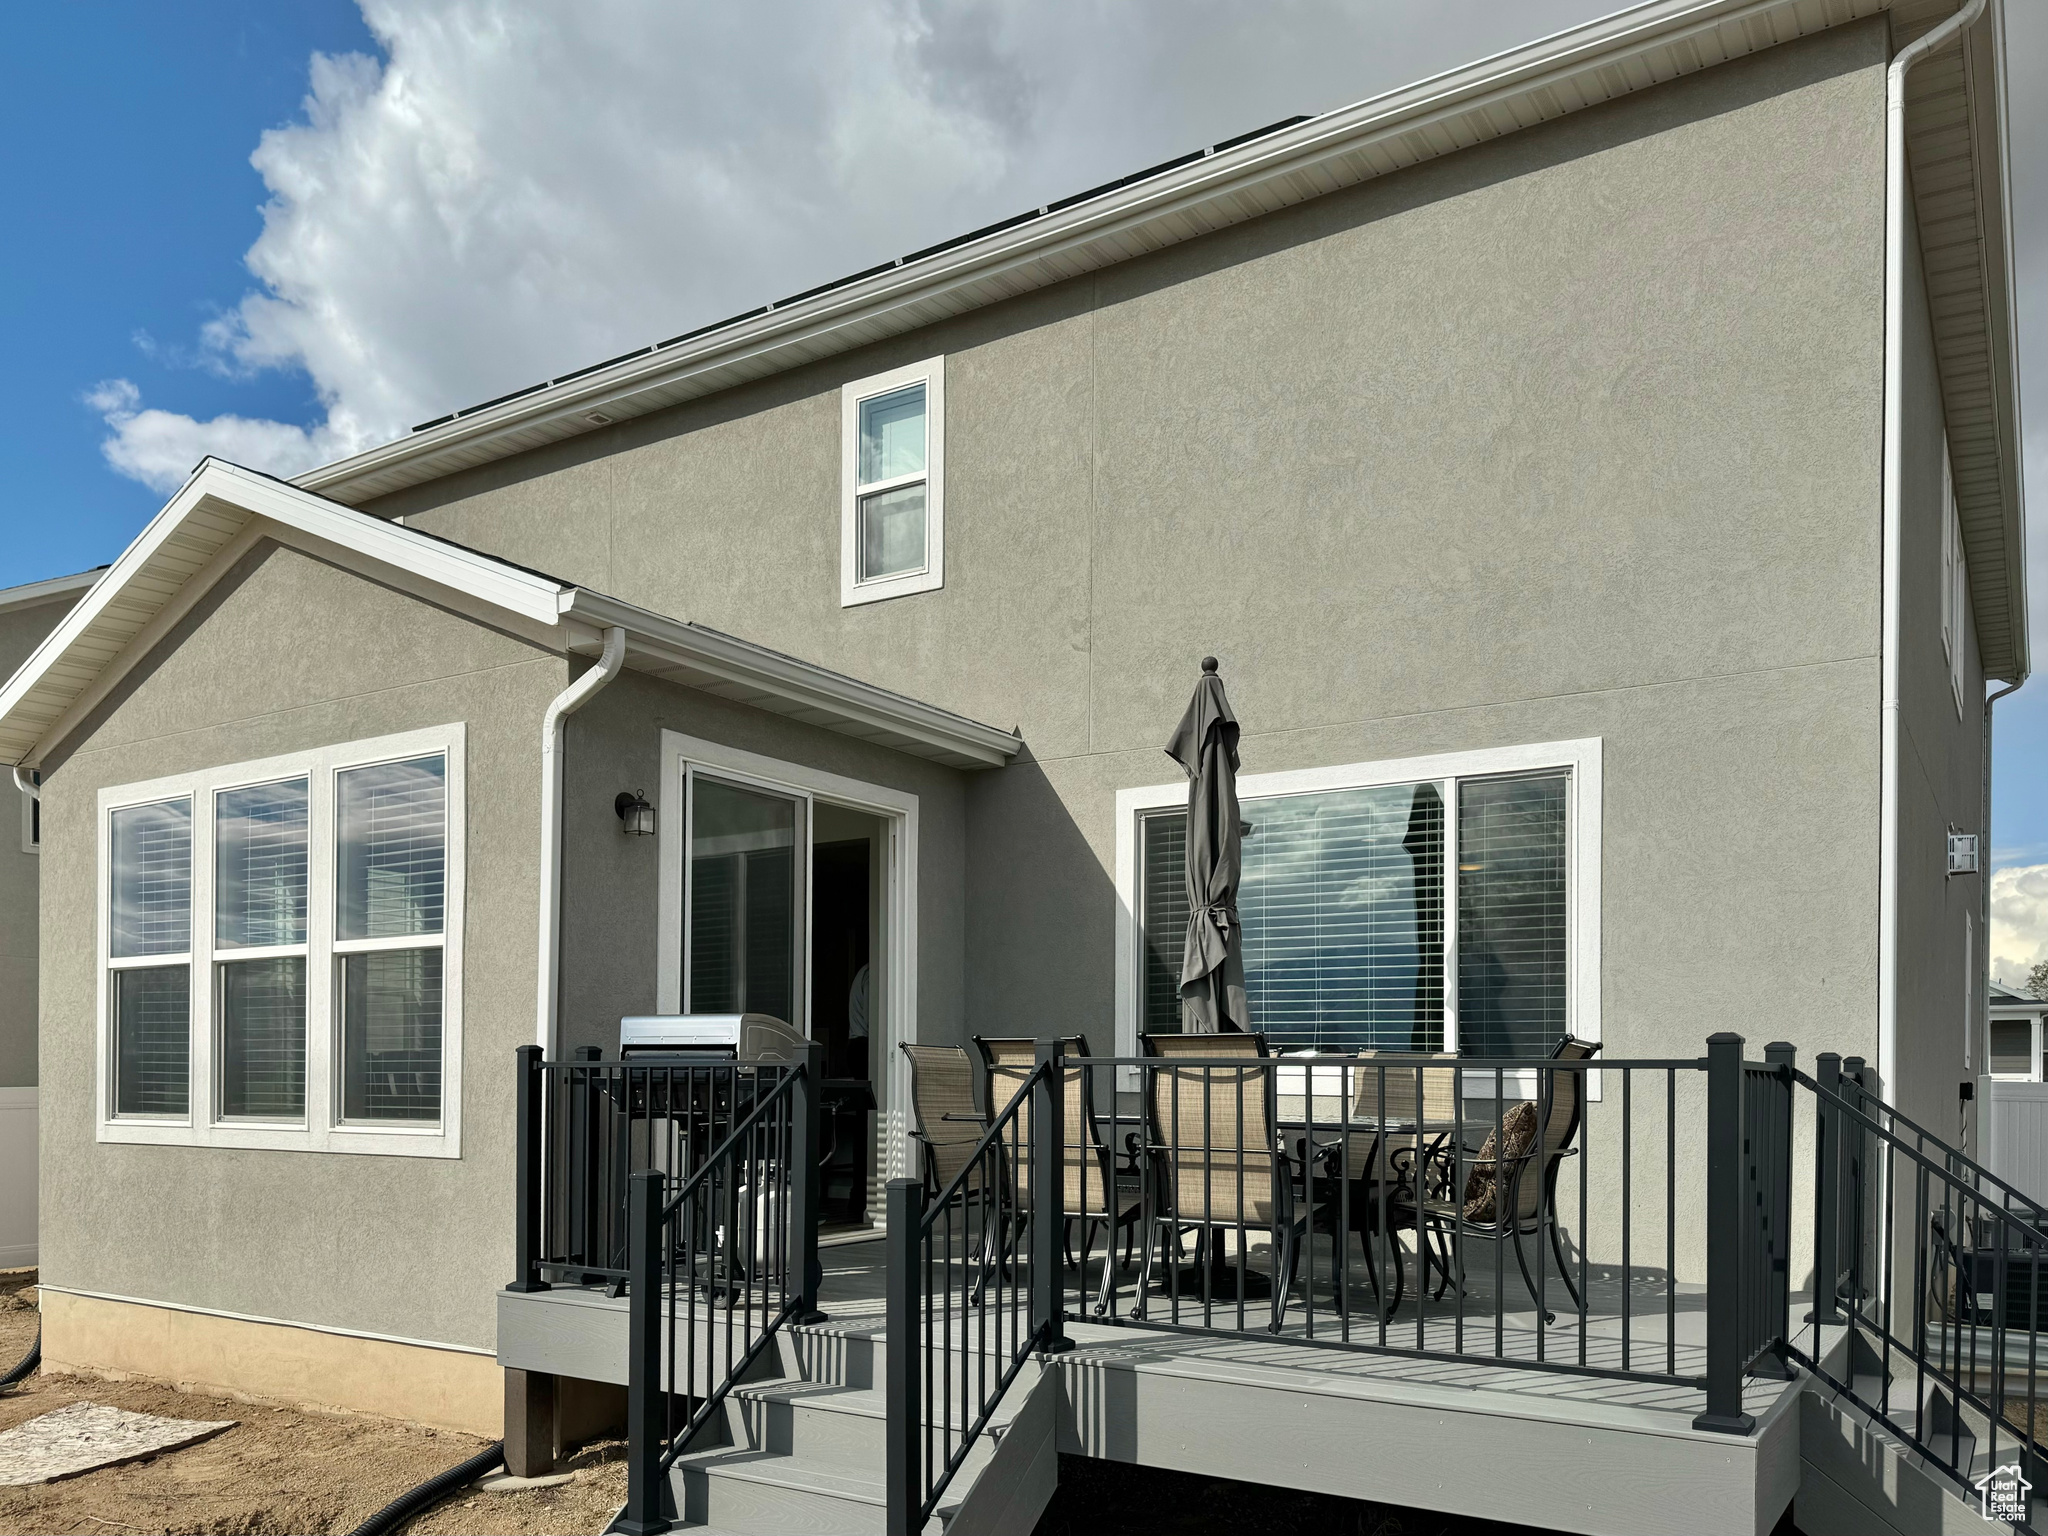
[0,1271,624,1536]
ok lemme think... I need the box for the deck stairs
[654,1319,1056,1536]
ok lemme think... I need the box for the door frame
[656,730,918,1181]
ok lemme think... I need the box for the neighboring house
[1981,979,2048,1205]
[0,1,2028,1531]
[0,569,103,1270]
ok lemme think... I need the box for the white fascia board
[195,460,567,625]
[296,0,1890,506]
[563,590,1021,768]
[0,568,105,616]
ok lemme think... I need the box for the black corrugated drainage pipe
[0,1322,38,1389]
[344,1440,504,1536]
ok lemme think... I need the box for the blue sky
[2,1,2043,871]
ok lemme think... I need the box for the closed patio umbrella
[1166,657,1249,1034]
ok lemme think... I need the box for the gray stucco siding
[557,668,970,1111]
[38,541,568,1350]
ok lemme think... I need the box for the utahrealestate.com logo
[1974,1463,2031,1525]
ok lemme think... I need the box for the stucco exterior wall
[0,592,82,1088]
[1891,207,1988,1144]
[373,23,1894,1078]
[38,540,568,1351]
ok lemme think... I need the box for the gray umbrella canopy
[1165,657,1250,1033]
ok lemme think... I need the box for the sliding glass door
[685,771,807,1029]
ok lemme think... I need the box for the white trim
[657,730,920,1182]
[18,767,35,855]
[1113,738,1603,1066]
[840,357,945,607]
[32,1284,497,1357]
[95,724,466,1158]
[0,568,102,616]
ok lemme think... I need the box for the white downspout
[536,627,626,1054]
[11,766,36,802]
[1879,0,1987,1104]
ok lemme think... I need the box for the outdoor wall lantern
[615,791,655,837]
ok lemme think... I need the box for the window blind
[216,779,308,948]
[1141,784,1446,1050]
[219,956,306,1118]
[1457,772,1569,1057]
[337,756,446,941]
[341,948,443,1121]
[1141,812,1189,1032]
[111,799,191,958]
[115,965,189,1115]
[690,854,739,1012]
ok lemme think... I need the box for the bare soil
[0,1272,624,1536]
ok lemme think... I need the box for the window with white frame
[98,725,463,1155]
[840,357,944,606]
[1989,1012,2042,1081]
[1942,442,1968,716]
[1118,741,1599,1058]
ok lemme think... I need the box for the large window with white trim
[1119,741,1598,1058]
[841,357,944,607]
[98,725,463,1155]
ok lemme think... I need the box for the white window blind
[1139,769,1570,1056]
[110,797,192,1117]
[111,798,191,958]
[338,757,446,940]
[338,755,447,1123]
[216,779,307,948]
[1456,773,1570,1057]
[219,956,307,1118]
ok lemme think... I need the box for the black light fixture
[615,790,655,836]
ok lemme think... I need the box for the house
[0,569,102,1271]
[2,0,2029,1531]
[1981,979,2048,1207]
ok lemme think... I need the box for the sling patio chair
[900,1042,1013,1295]
[1399,1037,1602,1322]
[974,1035,1146,1315]
[1132,1030,1312,1332]
[1306,1051,1461,1319]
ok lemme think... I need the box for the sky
[2,0,2044,974]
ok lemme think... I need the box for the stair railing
[886,1041,1066,1536]
[614,1046,824,1536]
[1791,1056,2048,1515]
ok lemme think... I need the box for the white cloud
[1991,863,2048,991]
[91,0,1608,489]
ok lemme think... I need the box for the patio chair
[1313,1051,1460,1316]
[1402,1036,1601,1322]
[975,1035,1145,1314]
[1133,1031,1309,1332]
[900,1043,991,1199]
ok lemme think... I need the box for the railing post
[510,1044,549,1292]
[1844,1055,1869,1306]
[1032,1040,1070,1354]
[1760,1042,1796,1378]
[618,1169,668,1536]
[1813,1052,1843,1326]
[790,1042,828,1324]
[885,1177,924,1536]
[1695,1031,1756,1433]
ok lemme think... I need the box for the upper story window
[1942,441,1968,717]
[1116,740,1601,1061]
[97,724,464,1157]
[841,357,944,606]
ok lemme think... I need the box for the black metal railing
[885,1043,1066,1536]
[511,1044,809,1292]
[1064,1047,1756,1401]
[509,1045,824,1536]
[1791,1053,2048,1518]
